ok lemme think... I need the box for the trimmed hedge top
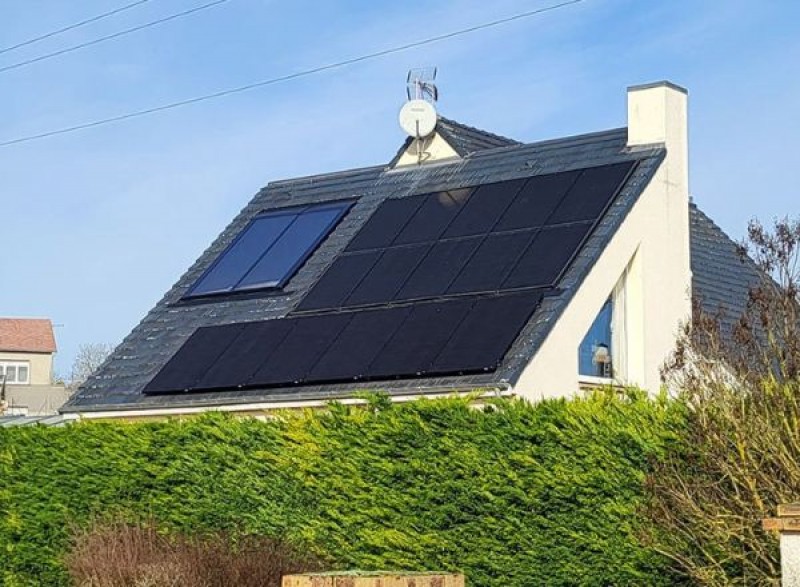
[0,391,683,586]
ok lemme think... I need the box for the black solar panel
[442,180,524,238]
[503,222,592,289]
[393,189,471,245]
[308,306,411,381]
[143,323,245,393]
[146,292,544,394]
[249,313,352,386]
[295,251,381,311]
[547,162,634,225]
[345,196,425,252]
[196,320,294,390]
[395,238,482,301]
[494,170,580,231]
[367,298,475,378]
[446,232,532,294]
[432,290,544,373]
[344,245,429,307]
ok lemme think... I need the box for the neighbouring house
[0,318,71,415]
[61,80,761,420]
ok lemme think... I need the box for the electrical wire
[0,0,230,75]
[0,0,154,56]
[0,0,585,148]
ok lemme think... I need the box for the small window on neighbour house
[0,361,30,385]
[579,298,614,378]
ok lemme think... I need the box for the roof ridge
[436,116,522,147]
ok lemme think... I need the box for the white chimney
[627,81,689,195]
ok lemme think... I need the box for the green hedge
[0,391,683,586]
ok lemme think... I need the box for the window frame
[0,360,31,385]
[184,200,353,300]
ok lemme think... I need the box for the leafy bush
[0,392,682,586]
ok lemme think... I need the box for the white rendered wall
[393,132,460,167]
[514,82,692,398]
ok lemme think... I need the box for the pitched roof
[0,318,56,353]
[63,123,665,414]
[689,203,764,337]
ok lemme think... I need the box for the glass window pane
[238,205,347,290]
[189,214,295,296]
[17,365,29,383]
[5,366,16,383]
[578,299,613,378]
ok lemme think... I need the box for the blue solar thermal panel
[188,215,294,296]
[186,201,350,298]
[238,205,349,290]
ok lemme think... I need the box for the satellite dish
[399,99,437,138]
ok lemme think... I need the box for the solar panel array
[297,162,634,311]
[144,161,635,394]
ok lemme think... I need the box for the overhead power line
[0,0,230,75]
[0,0,584,148]
[0,0,154,56]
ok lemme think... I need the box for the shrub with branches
[64,521,322,587]
[647,216,800,586]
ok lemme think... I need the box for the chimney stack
[627,81,689,195]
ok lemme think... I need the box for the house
[61,81,761,419]
[0,318,71,415]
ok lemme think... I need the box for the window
[579,298,614,378]
[0,361,30,384]
[186,201,351,298]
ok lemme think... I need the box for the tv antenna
[399,68,439,163]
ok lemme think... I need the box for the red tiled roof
[0,318,57,353]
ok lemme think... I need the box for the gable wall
[515,83,691,397]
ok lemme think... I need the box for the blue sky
[1,0,798,376]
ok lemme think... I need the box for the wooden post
[282,571,465,587]
[764,504,800,586]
